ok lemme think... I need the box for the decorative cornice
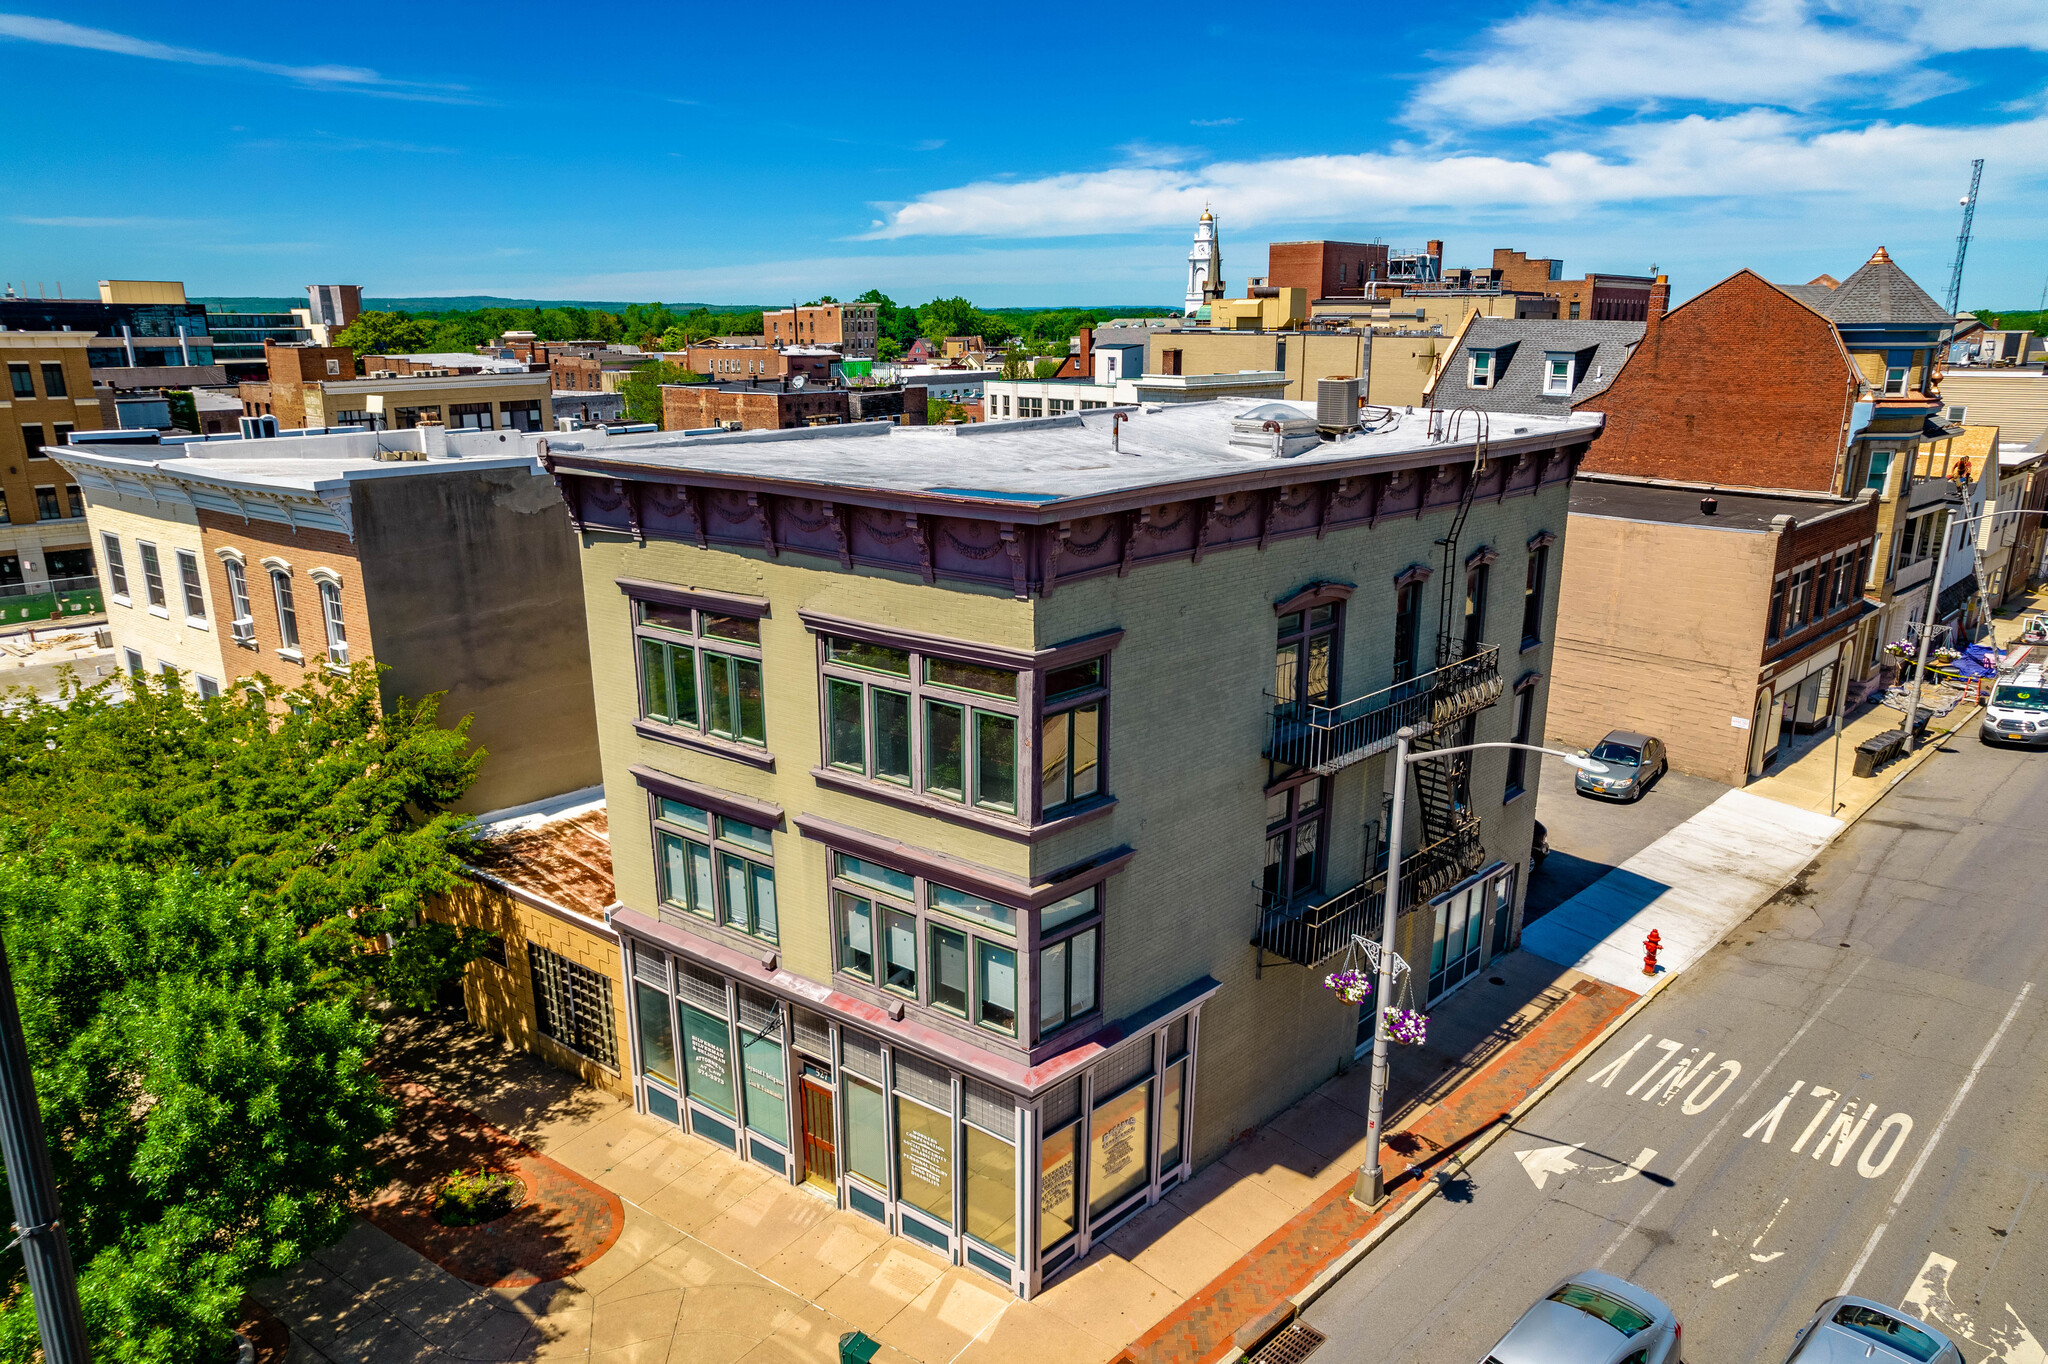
[1393,562,1433,588]
[1274,580,1356,615]
[1527,530,1558,551]
[616,577,771,617]
[629,764,785,827]
[1464,544,1500,568]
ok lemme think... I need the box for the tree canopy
[0,664,492,1358]
[622,361,709,426]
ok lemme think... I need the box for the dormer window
[1543,355,1575,395]
[1884,367,1908,396]
[1468,350,1494,389]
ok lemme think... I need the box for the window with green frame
[827,852,1022,1038]
[634,598,765,745]
[821,635,1017,812]
[653,795,778,943]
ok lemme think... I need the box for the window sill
[147,605,169,619]
[110,594,130,609]
[809,765,1115,843]
[231,635,259,651]
[634,718,775,771]
[276,648,303,664]
[184,617,211,631]
[1502,786,1527,806]
[1519,639,1542,654]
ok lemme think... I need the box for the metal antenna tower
[1944,158,1984,316]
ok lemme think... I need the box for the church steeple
[1185,206,1222,317]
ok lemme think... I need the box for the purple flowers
[1385,1007,1428,1046]
[1323,969,1373,1005]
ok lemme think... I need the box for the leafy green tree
[1031,358,1065,380]
[926,398,968,424]
[332,311,435,357]
[621,361,709,426]
[0,864,391,1363]
[917,296,980,341]
[876,336,904,362]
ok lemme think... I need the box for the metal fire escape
[1254,412,1499,970]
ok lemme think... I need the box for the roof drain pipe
[1112,410,1130,454]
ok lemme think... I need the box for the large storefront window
[680,1003,737,1116]
[742,1022,789,1147]
[636,981,677,1086]
[964,1124,1018,1257]
[846,1076,889,1189]
[895,1096,954,1221]
[1040,1123,1079,1253]
[1088,1081,1152,1219]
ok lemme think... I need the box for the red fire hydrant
[1643,929,1662,977]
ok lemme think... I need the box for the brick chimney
[1075,326,1094,378]
[1647,274,1670,325]
[1426,239,1444,262]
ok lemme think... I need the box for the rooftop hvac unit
[1317,376,1361,430]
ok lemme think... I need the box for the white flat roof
[546,397,1602,507]
[55,427,540,497]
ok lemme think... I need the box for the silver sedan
[1484,1270,1680,1364]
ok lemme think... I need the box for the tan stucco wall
[82,491,230,684]
[580,534,1034,990]
[1548,514,1777,785]
[1368,334,1448,407]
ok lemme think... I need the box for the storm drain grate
[1250,1323,1327,1364]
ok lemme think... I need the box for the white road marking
[1904,1251,2048,1364]
[1790,1085,1844,1154]
[1514,1143,1584,1191]
[1682,1059,1742,1114]
[1711,1273,1741,1288]
[1744,1080,1806,1143]
[1626,1040,1686,1096]
[1600,1148,1659,1184]
[1586,1033,1654,1088]
[1838,981,2035,1297]
[1856,1113,1914,1179]
[1597,959,1869,1268]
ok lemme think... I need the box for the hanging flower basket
[1385,1007,1429,1046]
[1323,969,1373,1005]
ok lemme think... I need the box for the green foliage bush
[432,1165,523,1227]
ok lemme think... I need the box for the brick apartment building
[0,331,100,605]
[663,380,927,432]
[246,341,554,433]
[1265,241,1396,299]
[531,397,1591,1296]
[684,345,837,384]
[58,424,600,812]
[1531,263,1962,784]
[763,303,880,357]
[1492,250,1659,322]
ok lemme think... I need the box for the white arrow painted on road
[1514,1143,1583,1191]
[1598,1148,1659,1184]
[1904,1252,2047,1364]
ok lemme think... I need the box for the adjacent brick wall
[195,511,370,690]
[1267,241,1391,298]
[661,385,850,431]
[260,342,355,429]
[1577,271,1856,492]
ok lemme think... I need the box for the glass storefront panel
[963,1124,1017,1258]
[1159,1060,1186,1175]
[845,1076,889,1188]
[895,1095,955,1222]
[680,1003,736,1116]
[1040,1122,1079,1253]
[635,981,677,1086]
[1088,1081,1152,1219]
[742,1026,788,1146]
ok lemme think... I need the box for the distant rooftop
[545,397,1603,514]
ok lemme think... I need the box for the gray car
[1485,1270,1680,1364]
[1575,730,1668,802]
[1779,1297,1961,1364]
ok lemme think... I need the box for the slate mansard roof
[1431,318,1646,415]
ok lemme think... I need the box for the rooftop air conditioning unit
[1316,376,1361,431]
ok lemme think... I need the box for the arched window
[319,580,348,664]
[271,570,299,651]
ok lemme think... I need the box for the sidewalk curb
[1280,970,1678,1328]
[1251,703,1972,1345]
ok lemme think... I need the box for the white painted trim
[307,565,343,587]
[259,555,291,573]
[214,546,246,565]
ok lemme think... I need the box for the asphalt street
[1306,731,2048,1364]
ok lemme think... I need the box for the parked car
[1485,1270,1681,1364]
[1778,1297,1961,1364]
[1575,731,1668,802]
[1979,663,2048,746]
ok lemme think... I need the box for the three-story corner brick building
[540,397,1593,1296]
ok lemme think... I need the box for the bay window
[632,594,766,749]
[1040,658,1104,813]
[653,796,777,943]
[821,635,1018,813]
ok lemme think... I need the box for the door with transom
[800,1076,838,1192]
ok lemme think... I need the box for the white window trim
[1467,352,1494,389]
[259,555,292,573]
[1543,357,1575,395]
[307,566,344,588]
[215,546,246,566]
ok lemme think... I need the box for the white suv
[1980,663,2048,747]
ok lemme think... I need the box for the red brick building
[762,303,879,357]
[1578,269,1859,491]
[662,381,927,432]
[1493,250,1658,321]
[1266,241,1393,299]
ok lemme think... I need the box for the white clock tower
[1184,207,1222,317]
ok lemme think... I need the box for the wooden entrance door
[800,1079,837,1191]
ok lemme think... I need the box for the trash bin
[839,1331,881,1364]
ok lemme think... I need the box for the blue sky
[4,2,2048,309]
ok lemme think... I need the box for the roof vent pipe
[1700,496,1717,515]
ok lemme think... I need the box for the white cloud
[1406,0,2048,126]
[0,13,472,100]
[1191,117,1241,127]
[12,215,193,228]
[867,109,2048,239]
